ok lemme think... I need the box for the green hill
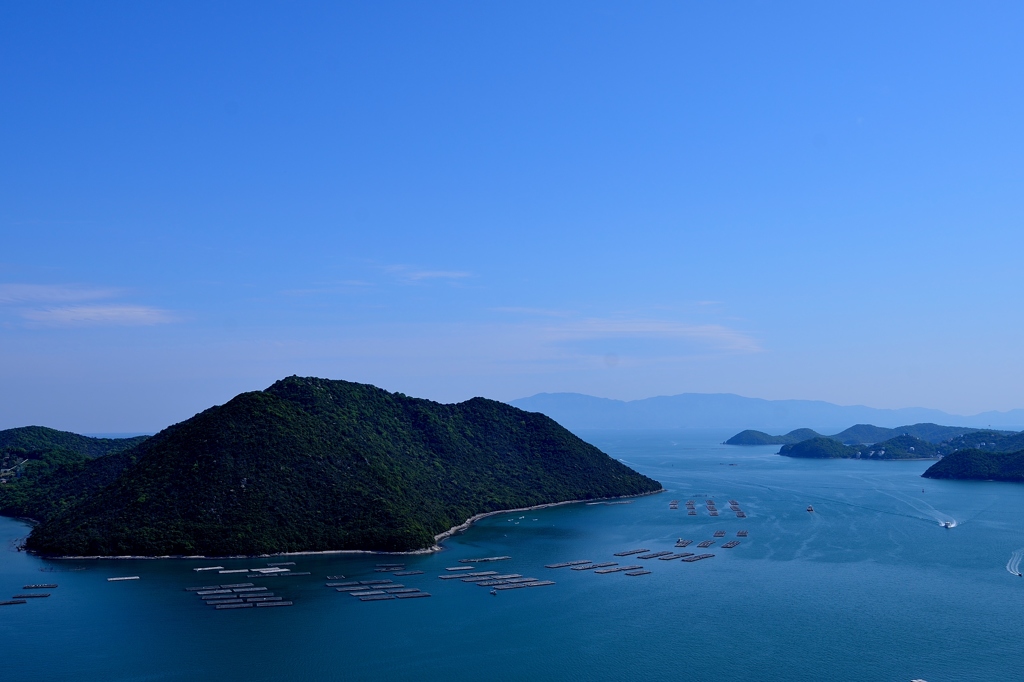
[779,437,856,459]
[922,449,1024,481]
[727,422,1003,448]
[725,428,821,445]
[779,434,938,460]
[21,376,661,556]
[0,426,148,459]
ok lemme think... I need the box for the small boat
[490,589,497,596]
[943,521,953,529]
[806,505,814,513]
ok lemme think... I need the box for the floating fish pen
[458,556,511,563]
[326,575,346,580]
[220,583,254,589]
[233,587,268,593]
[493,583,528,591]
[375,567,405,572]
[706,500,715,506]
[274,572,311,577]
[439,571,497,580]
[193,566,224,572]
[247,596,283,602]
[23,584,58,590]
[360,594,396,601]
[218,569,250,574]
[336,586,372,592]
[445,566,475,571]
[107,576,139,582]
[713,530,726,537]
[735,512,747,518]
[359,579,394,585]
[207,598,244,605]
[396,592,431,599]
[572,562,616,571]
[385,588,420,594]
[351,590,387,597]
[709,511,720,516]
[332,581,360,586]
[594,565,642,574]
[0,600,27,606]
[256,601,293,607]
[688,510,697,515]
[658,554,688,561]
[722,541,740,548]
[185,585,220,591]
[393,571,423,576]
[730,505,741,511]
[737,530,749,537]
[613,549,649,557]
[267,562,295,567]
[525,581,554,587]
[624,570,651,576]
[671,500,679,504]
[675,539,692,548]
[697,540,715,548]
[215,603,254,610]
[12,593,49,599]
[326,582,352,587]
[681,554,714,562]
[377,563,404,567]
[544,560,591,569]
[463,574,519,583]
[728,500,738,505]
[637,551,672,559]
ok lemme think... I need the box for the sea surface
[2,430,1022,682]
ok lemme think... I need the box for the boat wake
[1006,549,1024,576]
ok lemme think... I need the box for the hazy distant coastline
[510,392,1024,433]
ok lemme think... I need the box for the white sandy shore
[43,488,665,560]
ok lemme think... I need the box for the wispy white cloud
[383,265,472,283]
[0,283,120,304]
[548,318,762,353]
[22,305,176,326]
[491,306,572,317]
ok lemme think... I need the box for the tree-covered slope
[779,434,938,460]
[922,449,1024,481]
[24,377,661,556]
[0,426,148,459]
[725,428,821,445]
[779,437,856,459]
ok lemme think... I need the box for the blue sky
[2,2,1023,432]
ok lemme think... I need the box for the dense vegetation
[922,449,1024,481]
[779,435,939,460]
[724,428,820,445]
[0,428,147,520]
[727,422,996,448]
[0,426,148,459]
[20,377,661,556]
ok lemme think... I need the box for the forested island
[1,377,661,556]
[727,422,1024,465]
[922,449,1024,481]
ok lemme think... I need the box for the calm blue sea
[2,430,1022,682]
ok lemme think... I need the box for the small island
[725,422,1024,462]
[2,376,661,556]
[922,449,1024,481]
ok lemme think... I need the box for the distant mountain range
[509,393,1024,432]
